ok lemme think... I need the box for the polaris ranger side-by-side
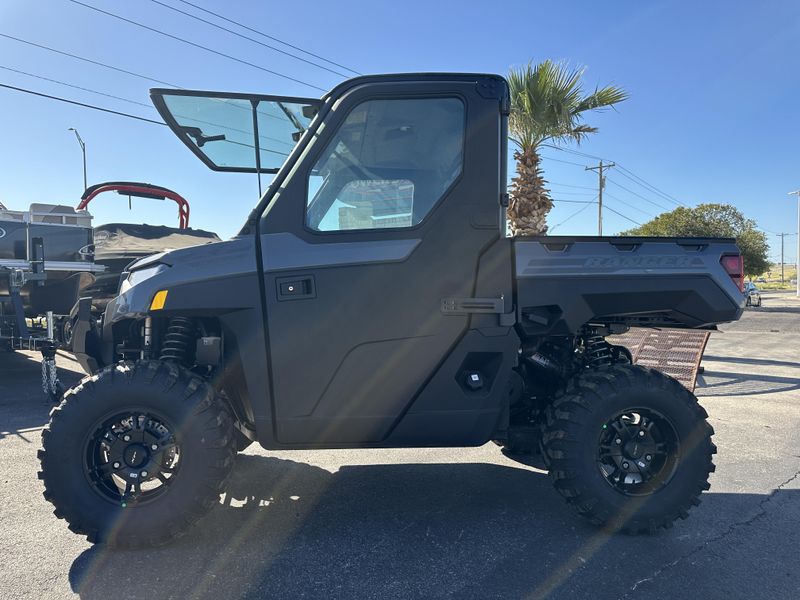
[39,74,745,547]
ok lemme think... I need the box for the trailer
[0,202,103,397]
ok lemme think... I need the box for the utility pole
[68,128,87,192]
[779,232,786,284]
[775,233,796,284]
[586,160,614,235]
[790,191,800,297]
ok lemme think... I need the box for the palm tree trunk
[507,147,552,236]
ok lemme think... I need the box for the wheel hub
[623,437,653,460]
[85,411,180,506]
[597,409,679,496]
[123,444,149,468]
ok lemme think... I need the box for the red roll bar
[77,181,190,229]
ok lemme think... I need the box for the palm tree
[507,60,628,236]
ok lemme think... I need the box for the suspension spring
[159,317,195,364]
[585,333,612,367]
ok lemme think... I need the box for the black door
[258,77,507,446]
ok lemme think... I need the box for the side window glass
[306,98,464,231]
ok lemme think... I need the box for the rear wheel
[543,365,715,533]
[38,360,236,548]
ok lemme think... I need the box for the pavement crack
[625,467,800,597]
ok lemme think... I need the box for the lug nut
[615,438,622,445]
[645,454,652,461]
[123,435,131,442]
[141,470,148,478]
[622,461,629,469]
[112,462,121,469]
[638,431,645,437]
[151,444,158,451]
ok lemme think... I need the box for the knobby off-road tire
[38,360,236,548]
[542,365,716,534]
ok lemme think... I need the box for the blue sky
[1,0,798,262]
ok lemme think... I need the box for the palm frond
[507,60,628,151]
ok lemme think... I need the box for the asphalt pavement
[1,293,798,599]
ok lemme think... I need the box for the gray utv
[38,73,745,547]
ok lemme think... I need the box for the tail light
[720,254,744,293]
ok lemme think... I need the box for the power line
[548,181,596,190]
[549,197,597,233]
[540,154,586,167]
[603,203,642,226]
[0,33,297,131]
[542,144,605,162]
[66,0,327,92]
[603,192,657,217]
[0,65,153,109]
[552,198,597,204]
[615,165,686,207]
[148,0,350,78]
[0,82,165,125]
[605,177,672,212]
[543,144,688,208]
[0,66,294,149]
[609,171,683,209]
[0,32,181,88]
[175,0,361,76]
[549,190,596,196]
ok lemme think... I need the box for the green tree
[507,60,628,236]
[622,203,770,277]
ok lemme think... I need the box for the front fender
[70,297,106,374]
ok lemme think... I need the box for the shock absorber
[584,331,612,367]
[159,317,195,364]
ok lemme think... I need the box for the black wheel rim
[84,411,181,506]
[597,408,679,496]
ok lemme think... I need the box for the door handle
[276,275,316,301]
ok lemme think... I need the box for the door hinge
[441,297,504,314]
[441,297,516,326]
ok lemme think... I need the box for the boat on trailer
[1,202,104,344]
[75,182,220,312]
[1,201,105,397]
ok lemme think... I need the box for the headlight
[119,263,168,294]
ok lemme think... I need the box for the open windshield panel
[150,89,320,173]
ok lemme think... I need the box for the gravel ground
[1,292,798,599]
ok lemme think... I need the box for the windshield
[152,90,319,173]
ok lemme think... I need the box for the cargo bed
[513,236,745,335]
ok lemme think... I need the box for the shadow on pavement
[66,454,800,600]
[697,370,800,397]
[702,355,800,369]
[0,351,82,441]
[744,303,800,314]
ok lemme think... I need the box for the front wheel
[38,360,236,548]
[543,365,715,533]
